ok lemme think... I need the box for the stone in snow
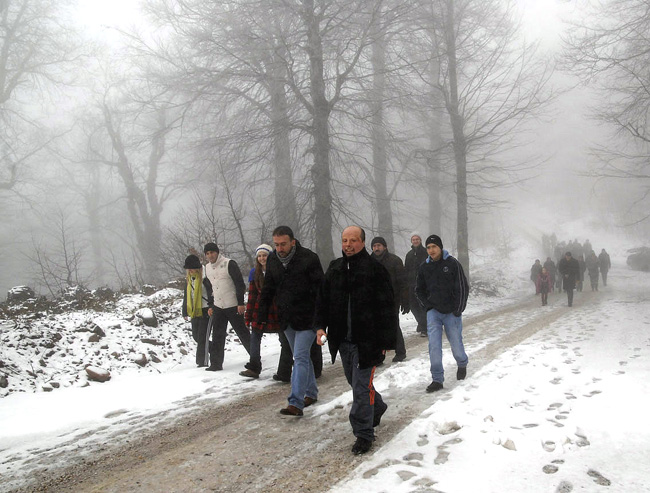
[136,308,158,327]
[131,353,148,367]
[85,366,111,382]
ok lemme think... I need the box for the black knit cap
[371,236,387,248]
[184,254,202,269]
[203,242,219,254]
[425,234,443,250]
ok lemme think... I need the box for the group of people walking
[182,227,470,455]
[530,237,611,307]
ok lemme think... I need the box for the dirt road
[11,291,593,493]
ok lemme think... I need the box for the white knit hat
[410,232,423,241]
[255,244,273,256]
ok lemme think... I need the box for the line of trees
[1,0,557,294]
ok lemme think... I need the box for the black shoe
[426,381,443,393]
[351,437,372,455]
[392,354,406,363]
[373,405,387,427]
[457,367,467,380]
[272,374,290,383]
[420,332,428,338]
[206,365,222,371]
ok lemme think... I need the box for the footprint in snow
[584,390,602,397]
[548,402,563,410]
[543,464,559,474]
[434,448,449,465]
[587,469,611,486]
[555,480,573,492]
[550,377,562,385]
[564,392,577,400]
[417,434,429,447]
[542,440,556,452]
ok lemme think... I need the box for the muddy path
[10,290,597,493]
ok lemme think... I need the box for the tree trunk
[269,44,300,237]
[444,0,470,277]
[427,38,443,236]
[370,10,394,250]
[303,0,334,264]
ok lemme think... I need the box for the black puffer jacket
[415,250,469,316]
[258,241,324,331]
[315,249,397,369]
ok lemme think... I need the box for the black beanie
[184,254,202,269]
[425,234,443,250]
[371,236,387,248]
[203,242,219,254]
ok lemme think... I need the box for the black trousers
[409,287,427,333]
[208,306,251,368]
[276,329,322,379]
[191,310,210,366]
[339,341,386,442]
[567,288,574,306]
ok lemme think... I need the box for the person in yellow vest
[203,242,251,371]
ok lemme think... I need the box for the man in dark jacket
[416,234,469,393]
[259,226,324,417]
[599,248,611,286]
[404,233,428,336]
[316,226,397,455]
[558,251,580,306]
[371,236,409,362]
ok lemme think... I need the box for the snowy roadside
[330,268,650,493]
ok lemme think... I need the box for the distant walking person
[182,254,212,367]
[203,243,251,371]
[371,236,409,362]
[585,251,600,291]
[315,226,397,455]
[536,267,552,306]
[416,235,469,392]
[259,226,324,417]
[404,233,428,336]
[543,257,556,291]
[240,244,279,379]
[558,252,580,307]
[530,259,543,293]
[599,249,611,286]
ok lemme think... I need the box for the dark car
[627,247,650,272]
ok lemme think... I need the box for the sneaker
[392,354,406,363]
[304,396,318,407]
[272,374,291,383]
[426,381,443,393]
[280,405,303,416]
[205,365,222,372]
[373,404,387,427]
[351,437,372,455]
[457,367,467,380]
[239,369,260,379]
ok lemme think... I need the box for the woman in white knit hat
[240,244,280,378]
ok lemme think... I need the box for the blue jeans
[284,327,318,409]
[427,309,468,383]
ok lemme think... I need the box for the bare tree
[563,0,650,223]
[0,0,82,193]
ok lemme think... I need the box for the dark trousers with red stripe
[338,341,387,442]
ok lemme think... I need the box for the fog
[1,0,648,297]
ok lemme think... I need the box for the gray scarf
[278,245,297,269]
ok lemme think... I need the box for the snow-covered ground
[1,240,648,492]
[331,266,650,493]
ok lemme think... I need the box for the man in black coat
[599,248,611,286]
[404,233,428,336]
[558,251,580,307]
[316,226,397,455]
[259,226,324,417]
[416,235,469,393]
[371,236,409,362]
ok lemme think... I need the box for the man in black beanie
[416,234,469,392]
[371,236,409,362]
[203,242,251,371]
